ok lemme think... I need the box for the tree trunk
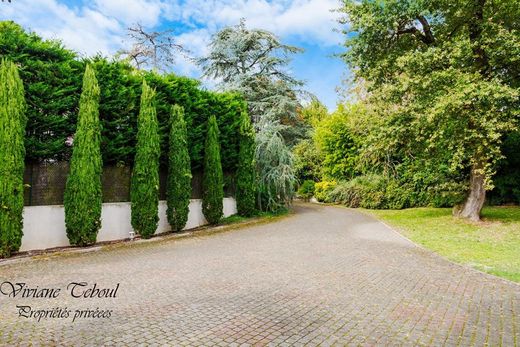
[455,162,486,222]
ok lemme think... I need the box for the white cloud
[0,0,126,56]
[178,0,343,46]
[91,0,170,28]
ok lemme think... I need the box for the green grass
[220,208,290,225]
[368,206,520,283]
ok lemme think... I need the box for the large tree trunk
[455,162,486,222]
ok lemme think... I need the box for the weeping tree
[202,115,224,224]
[236,110,256,216]
[131,80,160,238]
[167,105,192,232]
[255,119,296,211]
[199,20,301,211]
[0,59,26,258]
[64,64,102,246]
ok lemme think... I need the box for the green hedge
[0,21,245,172]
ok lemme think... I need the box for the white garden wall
[20,198,237,252]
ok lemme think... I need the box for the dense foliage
[0,21,244,172]
[0,59,26,257]
[131,81,160,239]
[236,111,257,217]
[202,115,224,224]
[255,122,296,211]
[297,180,315,201]
[0,21,82,162]
[166,105,192,232]
[64,65,103,246]
[337,0,520,220]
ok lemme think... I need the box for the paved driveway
[0,203,519,346]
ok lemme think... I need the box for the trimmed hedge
[0,22,245,172]
[0,59,27,257]
[64,64,103,246]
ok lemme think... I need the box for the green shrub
[64,65,103,246]
[297,180,315,201]
[131,81,160,238]
[202,115,224,224]
[166,105,192,232]
[236,111,256,216]
[314,181,337,202]
[328,175,386,209]
[0,59,27,258]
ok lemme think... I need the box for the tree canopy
[339,0,520,220]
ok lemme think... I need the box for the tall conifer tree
[0,59,27,257]
[64,64,103,246]
[167,105,192,232]
[202,115,224,224]
[131,80,160,238]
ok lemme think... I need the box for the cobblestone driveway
[0,203,519,346]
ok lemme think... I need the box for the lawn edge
[321,202,520,286]
[359,207,520,286]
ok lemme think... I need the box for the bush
[236,111,256,216]
[297,180,315,201]
[0,59,27,258]
[166,105,192,232]
[293,139,322,182]
[202,115,224,224]
[64,65,103,246]
[314,181,337,202]
[328,175,386,209]
[131,81,160,238]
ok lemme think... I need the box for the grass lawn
[368,206,520,283]
[220,208,289,225]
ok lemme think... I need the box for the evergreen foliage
[200,20,301,211]
[166,105,192,232]
[64,64,102,246]
[255,121,296,212]
[0,21,82,162]
[202,115,224,224]
[0,22,245,171]
[131,81,160,238]
[236,110,256,216]
[0,59,27,258]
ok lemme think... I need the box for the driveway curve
[0,203,519,346]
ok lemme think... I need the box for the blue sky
[0,0,347,109]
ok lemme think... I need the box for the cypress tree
[64,64,102,246]
[202,115,224,224]
[0,59,27,258]
[166,105,192,232]
[236,111,256,216]
[131,80,160,238]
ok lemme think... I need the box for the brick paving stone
[0,203,519,346]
